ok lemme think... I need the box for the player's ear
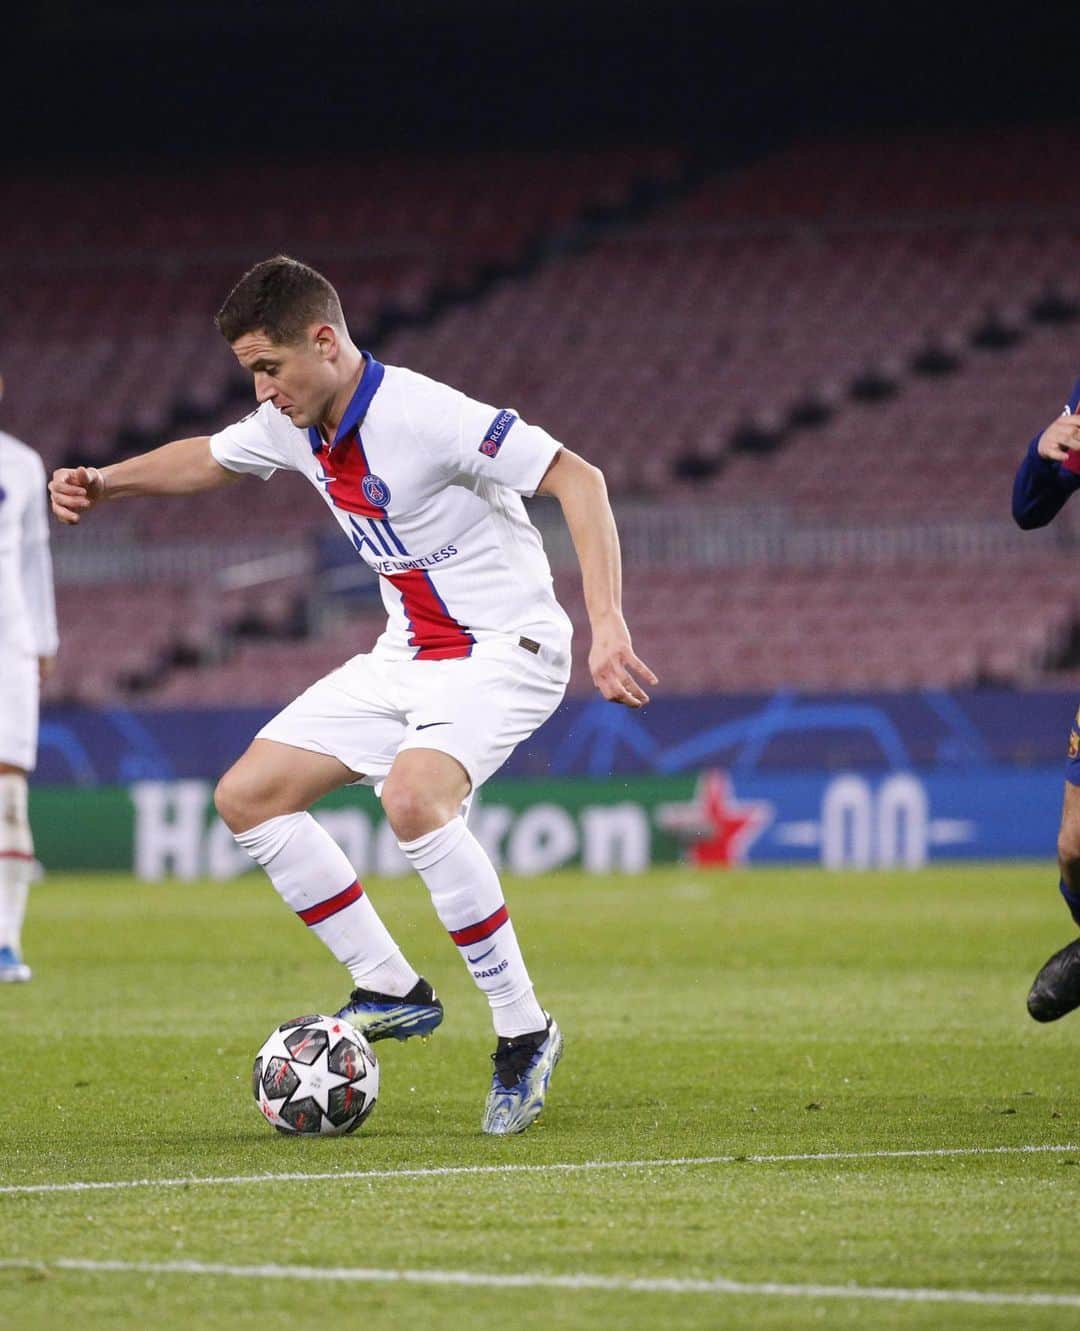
[311,324,338,361]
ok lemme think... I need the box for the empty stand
[0,147,683,475]
[551,562,1074,695]
[44,552,1072,705]
[15,133,1080,702]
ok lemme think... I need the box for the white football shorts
[0,648,40,771]
[256,636,569,794]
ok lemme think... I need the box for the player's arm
[49,436,240,525]
[537,448,658,708]
[1012,412,1080,530]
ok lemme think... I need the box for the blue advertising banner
[31,692,1072,869]
[37,690,1076,785]
[657,765,1061,867]
[27,764,1063,875]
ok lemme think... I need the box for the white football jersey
[210,355,573,662]
[0,430,58,657]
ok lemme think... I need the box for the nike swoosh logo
[467,946,496,964]
[416,722,452,731]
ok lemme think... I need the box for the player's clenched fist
[1037,415,1080,463]
[49,465,106,524]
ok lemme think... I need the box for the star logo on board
[656,769,773,867]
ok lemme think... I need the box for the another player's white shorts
[0,648,40,771]
[257,636,569,793]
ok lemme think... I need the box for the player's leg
[382,747,548,1033]
[0,762,34,982]
[382,747,562,1134]
[0,650,41,983]
[385,641,568,1132]
[215,738,441,1040]
[1027,778,1080,1021]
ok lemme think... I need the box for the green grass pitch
[1,863,1079,1330]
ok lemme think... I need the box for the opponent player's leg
[0,762,34,982]
[215,739,442,1041]
[1027,778,1080,1021]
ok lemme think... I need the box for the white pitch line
[1,1257,1079,1310]
[0,1142,1075,1198]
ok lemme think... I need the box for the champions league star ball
[253,1014,379,1136]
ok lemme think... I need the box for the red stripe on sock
[449,904,509,947]
[0,852,34,862]
[297,881,364,926]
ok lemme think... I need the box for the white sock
[235,812,418,994]
[0,774,33,953]
[399,816,546,1037]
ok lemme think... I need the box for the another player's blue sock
[1058,878,1080,925]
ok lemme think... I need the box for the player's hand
[49,465,106,524]
[588,614,658,708]
[38,656,56,685]
[1037,415,1080,462]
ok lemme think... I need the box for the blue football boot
[336,976,443,1042]
[0,945,31,983]
[481,1013,563,1135]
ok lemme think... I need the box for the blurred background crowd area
[5,2,1080,706]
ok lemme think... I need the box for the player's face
[231,328,337,430]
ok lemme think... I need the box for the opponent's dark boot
[1027,939,1080,1021]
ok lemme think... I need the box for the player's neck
[320,351,365,442]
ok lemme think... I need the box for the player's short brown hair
[215,255,346,345]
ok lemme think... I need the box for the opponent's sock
[1059,878,1080,926]
[399,816,546,1037]
[235,812,418,993]
[0,774,34,952]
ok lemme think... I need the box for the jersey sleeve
[1012,375,1080,529]
[20,451,59,656]
[209,403,293,480]
[454,399,562,495]
[402,371,562,496]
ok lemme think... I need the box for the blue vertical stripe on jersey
[382,519,409,556]
[364,518,396,557]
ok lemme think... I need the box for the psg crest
[361,474,391,508]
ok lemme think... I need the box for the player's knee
[214,766,273,834]
[0,771,30,840]
[213,772,246,832]
[381,778,443,842]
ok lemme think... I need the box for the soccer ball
[252,1013,379,1136]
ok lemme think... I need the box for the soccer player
[1013,381,1080,1020]
[0,373,59,983]
[49,256,657,1134]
